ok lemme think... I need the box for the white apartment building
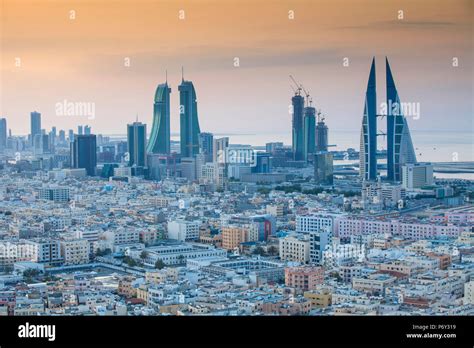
[336,217,469,240]
[247,223,260,242]
[266,204,284,217]
[24,239,62,264]
[127,243,227,266]
[323,242,366,268]
[309,230,331,265]
[103,229,140,246]
[0,241,35,266]
[296,214,337,234]
[75,230,101,254]
[114,167,132,177]
[361,180,406,207]
[279,235,310,263]
[352,273,397,295]
[38,186,70,202]
[464,281,474,305]
[167,220,200,241]
[60,239,89,265]
[200,163,216,184]
[402,163,434,190]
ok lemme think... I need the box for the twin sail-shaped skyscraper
[147,82,171,154]
[359,57,417,182]
[147,74,201,157]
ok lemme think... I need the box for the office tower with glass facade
[252,152,272,173]
[303,106,316,161]
[386,58,417,182]
[30,111,41,146]
[127,122,147,167]
[359,58,377,181]
[266,142,284,154]
[71,134,97,176]
[213,137,229,163]
[198,132,214,163]
[314,152,334,185]
[315,120,328,152]
[59,130,66,143]
[179,79,201,157]
[292,94,305,161]
[0,118,7,152]
[147,82,171,154]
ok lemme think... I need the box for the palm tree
[155,259,166,269]
[267,246,278,256]
[140,250,149,260]
[253,246,265,256]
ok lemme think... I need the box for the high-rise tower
[303,105,316,161]
[147,82,171,154]
[127,121,147,167]
[179,73,201,157]
[359,58,378,181]
[30,111,41,146]
[71,134,97,176]
[386,58,417,182]
[315,113,328,153]
[0,118,7,152]
[291,94,305,161]
[199,132,214,163]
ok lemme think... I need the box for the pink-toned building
[446,212,474,224]
[285,266,324,291]
[336,216,470,240]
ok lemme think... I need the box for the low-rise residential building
[285,266,324,292]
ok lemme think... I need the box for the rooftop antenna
[165,69,168,84]
[181,66,184,82]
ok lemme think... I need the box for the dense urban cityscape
[0,55,472,317]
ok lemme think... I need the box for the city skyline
[1,0,472,136]
[0,1,473,340]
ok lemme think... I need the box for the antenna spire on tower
[165,69,168,84]
[181,66,184,82]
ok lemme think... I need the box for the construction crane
[289,75,302,96]
[317,110,325,123]
[290,84,298,95]
[300,84,311,107]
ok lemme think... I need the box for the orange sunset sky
[0,0,472,136]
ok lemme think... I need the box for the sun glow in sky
[1,0,472,135]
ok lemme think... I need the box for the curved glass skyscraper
[386,57,417,182]
[359,57,378,181]
[359,57,417,182]
[147,82,171,154]
[179,79,201,157]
